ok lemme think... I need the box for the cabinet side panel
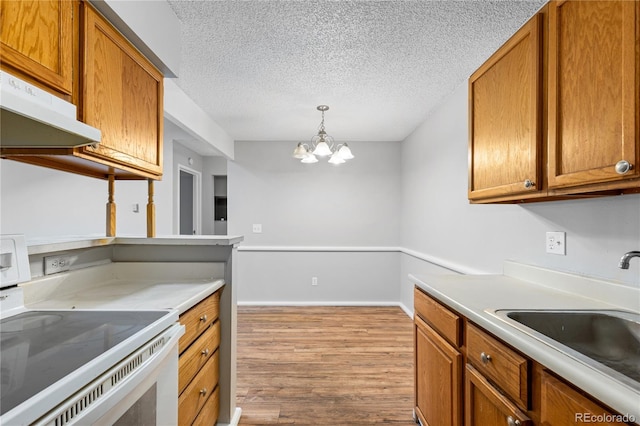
[122,53,159,164]
[84,15,124,150]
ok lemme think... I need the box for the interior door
[179,170,194,235]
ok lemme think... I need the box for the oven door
[34,323,184,426]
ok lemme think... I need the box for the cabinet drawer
[192,386,220,426]
[466,323,529,409]
[179,320,221,394]
[414,287,461,347]
[178,349,220,426]
[179,291,221,353]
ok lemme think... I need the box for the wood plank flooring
[236,306,416,425]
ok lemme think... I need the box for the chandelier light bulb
[312,140,332,157]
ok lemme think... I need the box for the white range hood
[0,71,101,148]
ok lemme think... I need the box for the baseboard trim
[217,407,242,426]
[238,300,407,309]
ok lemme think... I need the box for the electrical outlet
[546,231,566,255]
[311,277,318,286]
[252,224,262,233]
[44,255,72,275]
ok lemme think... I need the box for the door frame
[177,164,202,235]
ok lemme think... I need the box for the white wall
[0,121,176,239]
[228,140,402,304]
[229,141,401,246]
[399,82,640,310]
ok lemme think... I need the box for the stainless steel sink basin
[490,309,640,390]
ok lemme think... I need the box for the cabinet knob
[200,314,208,322]
[200,388,208,396]
[480,352,492,364]
[615,160,632,175]
[507,416,521,426]
[201,348,210,356]
[523,179,535,189]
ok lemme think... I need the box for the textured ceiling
[167,0,545,147]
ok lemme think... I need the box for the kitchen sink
[490,309,640,390]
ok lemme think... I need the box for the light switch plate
[546,231,566,255]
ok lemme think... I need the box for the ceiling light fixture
[292,105,354,165]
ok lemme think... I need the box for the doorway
[178,165,201,235]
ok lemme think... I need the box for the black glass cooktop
[0,310,167,415]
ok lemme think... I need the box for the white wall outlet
[546,231,566,255]
[44,255,72,275]
[311,277,318,286]
[252,224,262,233]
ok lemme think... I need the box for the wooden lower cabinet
[179,290,222,425]
[540,371,628,426]
[465,364,532,426]
[466,323,529,410]
[414,287,636,426]
[414,315,462,426]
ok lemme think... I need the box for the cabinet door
[465,364,531,426]
[468,13,542,201]
[548,0,639,189]
[415,316,462,426]
[79,3,163,179]
[0,0,73,96]
[540,371,622,426]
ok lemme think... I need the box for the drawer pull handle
[523,179,535,189]
[200,314,208,322]
[201,348,210,356]
[200,388,208,396]
[507,416,521,426]
[480,352,492,364]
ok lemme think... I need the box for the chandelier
[292,105,354,164]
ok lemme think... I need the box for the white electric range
[0,235,184,426]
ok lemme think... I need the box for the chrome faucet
[618,251,640,269]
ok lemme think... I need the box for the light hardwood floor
[236,306,416,425]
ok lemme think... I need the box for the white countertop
[411,261,640,421]
[21,262,225,314]
[26,235,244,255]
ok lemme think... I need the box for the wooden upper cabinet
[548,0,640,191]
[77,3,163,179]
[0,0,73,97]
[469,13,542,201]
